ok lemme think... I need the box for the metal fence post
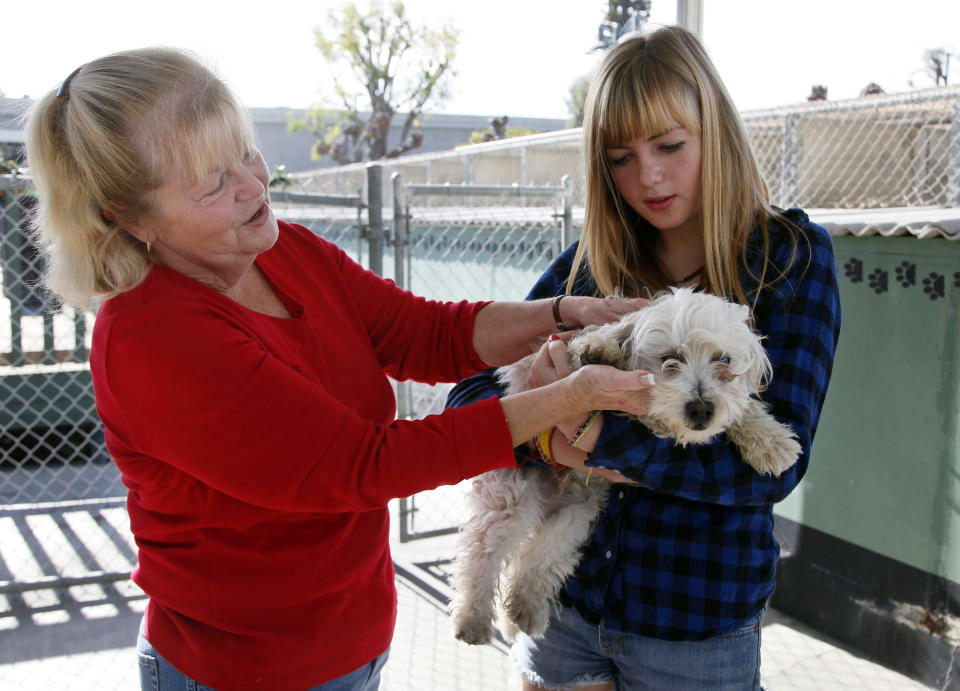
[560,174,574,249]
[780,113,799,208]
[948,101,960,208]
[389,172,413,425]
[391,172,406,290]
[366,163,384,276]
[391,170,413,539]
[2,188,28,366]
[520,145,527,186]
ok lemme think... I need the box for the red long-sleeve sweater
[90,221,515,690]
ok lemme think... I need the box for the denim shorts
[511,605,763,690]
[137,617,389,691]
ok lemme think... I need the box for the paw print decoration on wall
[895,261,916,288]
[846,255,951,301]
[843,258,863,283]
[922,273,946,300]
[867,268,888,295]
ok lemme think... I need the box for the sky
[3,1,958,119]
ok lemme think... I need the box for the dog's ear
[738,329,773,392]
[618,298,674,373]
[614,311,660,372]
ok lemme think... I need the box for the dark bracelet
[568,411,601,449]
[552,294,571,331]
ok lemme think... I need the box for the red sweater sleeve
[315,229,492,381]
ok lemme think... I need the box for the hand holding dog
[471,296,646,368]
[526,331,654,418]
[499,347,654,450]
[530,332,651,483]
[558,296,650,329]
[524,330,579,391]
[562,364,654,419]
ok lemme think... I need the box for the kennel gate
[390,172,575,542]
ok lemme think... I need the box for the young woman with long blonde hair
[449,25,841,690]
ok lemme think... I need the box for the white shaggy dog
[450,288,800,645]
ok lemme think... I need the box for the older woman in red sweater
[25,48,651,691]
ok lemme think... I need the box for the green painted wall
[775,235,960,583]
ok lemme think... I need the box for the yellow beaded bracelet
[535,428,569,473]
[536,428,554,462]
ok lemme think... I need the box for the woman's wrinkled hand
[566,364,654,419]
[560,296,649,329]
[526,333,653,418]
[524,331,578,391]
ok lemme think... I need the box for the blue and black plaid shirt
[446,208,841,640]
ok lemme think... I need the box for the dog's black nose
[685,400,714,430]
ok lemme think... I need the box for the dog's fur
[450,288,801,645]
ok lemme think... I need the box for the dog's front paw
[504,591,551,639]
[568,330,627,370]
[729,415,801,477]
[747,431,802,477]
[453,614,495,646]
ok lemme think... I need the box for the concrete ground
[0,575,931,690]
[0,491,933,690]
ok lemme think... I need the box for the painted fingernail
[641,373,655,386]
[549,334,560,341]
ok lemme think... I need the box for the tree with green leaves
[292,1,458,165]
[565,74,592,128]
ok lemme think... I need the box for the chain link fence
[0,181,113,509]
[5,83,958,585]
[292,85,960,211]
[748,88,960,209]
[1,176,142,686]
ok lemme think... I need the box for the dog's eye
[713,354,731,365]
[661,354,683,372]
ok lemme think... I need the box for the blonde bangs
[598,60,700,148]
[180,99,256,185]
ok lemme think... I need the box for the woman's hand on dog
[565,364,654,418]
[527,331,654,418]
[499,330,653,449]
[525,331,579,391]
[561,296,650,329]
